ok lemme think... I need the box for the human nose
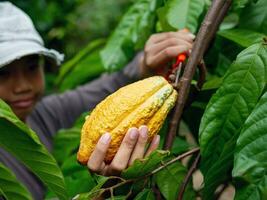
[13,70,32,94]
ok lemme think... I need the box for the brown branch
[177,153,201,200]
[164,0,232,150]
[149,148,200,175]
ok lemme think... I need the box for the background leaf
[155,161,195,200]
[233,91,267,199]
[55,40,106,92]
[239,0,267,34]
[0,163,32,200]
[218,28,266,48]
[157,0,205,33]
[0,100,68,200]
[199,42,267,198]
[100,0,163,72]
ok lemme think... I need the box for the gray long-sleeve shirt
[0,53,142,200]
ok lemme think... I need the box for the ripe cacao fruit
[77,76,177,165]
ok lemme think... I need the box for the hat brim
[0,40,64,68]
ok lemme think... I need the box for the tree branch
[164,0,232,150]
[177,153,201,200]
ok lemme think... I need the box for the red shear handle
[177,53,187,63]
[172,52,187,69]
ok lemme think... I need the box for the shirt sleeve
[26,52,143,150]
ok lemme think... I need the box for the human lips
[10,97,35,109]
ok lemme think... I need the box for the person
[0,2,194,199]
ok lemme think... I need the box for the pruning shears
[172,53,187,86]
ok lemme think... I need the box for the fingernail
[129,128,138,139]
[100,133,111,144]
[153,135,160,145]
[188,33,195,39]
[139,125,148,138]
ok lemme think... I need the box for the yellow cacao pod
[77,76,177,165]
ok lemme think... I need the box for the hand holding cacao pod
[77,76,177,165]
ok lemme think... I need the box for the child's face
[0,55,45,121]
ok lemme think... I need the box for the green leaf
[199,42,267,198]
[218,28,266,48]
[121,150,169,179]
[233,91,267,199]
[239,0,267,34]
[233,0,259,9]
[219,13,239,30]
[0,162,32,200]
[134,189,155,200]
[234,183,263,200]
[73,175,109,200]
[100,0,163,72]
[0,100,68,200]
[55,39,105,86]
[155,161,195,200]
[157,0,205,33]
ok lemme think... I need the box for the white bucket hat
[0,1,64,68]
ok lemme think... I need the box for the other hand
[139,29,195,77]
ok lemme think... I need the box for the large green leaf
[0,100,68,200]
[100,0,163,72]
[121,150,169,179]
[157,0,205,33]
[218,28,266,48]
[0,163,32,200]
[199,42,267,198]
[233,91,267,199]
[155,161,195,200]
[239,0,267,34]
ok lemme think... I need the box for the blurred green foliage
[10,0,133,59]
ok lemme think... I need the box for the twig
[149,148,199,175]
[164,0,232,150]
[153,185,163,200]
[90,148,200,199]
[177,153,201,200]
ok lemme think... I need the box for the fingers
[145,135,160,157]
[87,133,111,173]
[128,126,149,165]
[148,45,191,69]
[146,30,195,46]
[146,38,193,58]
[107,128,139,174]
[143,30,195,70]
